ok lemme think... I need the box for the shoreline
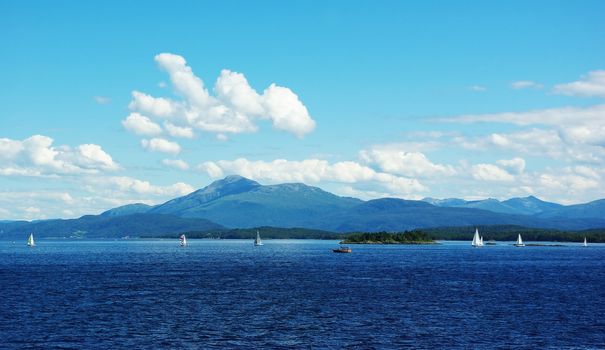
[340,241,437,245]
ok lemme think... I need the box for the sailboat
[471,228,483,247]
[514,234,525,247]
[254,230,263,246]
[583,237,588,247]
[27,233,35,247]
[179,234,187,247]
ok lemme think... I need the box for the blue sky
[1,1,605,220]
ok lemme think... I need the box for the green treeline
[421,225,605,243]
[342,230,434,244]
[145,224,605,242]
[148,226,344,240]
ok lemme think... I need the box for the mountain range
[1,175,605,238]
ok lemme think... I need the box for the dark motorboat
[333,245,352,253]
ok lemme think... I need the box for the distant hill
[0,213,224,240]
[149,175,362,228]
[423,196,563,216]
[502,196,563,214]
[100,203,153,217]
[536,199,605,219]
[317,198,592,232]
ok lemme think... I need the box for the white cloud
[559,123,605,147]
[215,69,265,116]
[472,164,515,182]
[0,138,23,159]
[0,191,74,204]
[261,84,316,138]
[537,170,600,196]
[141,138,181,155]
[486,130,556,153]
[155,53,211,108]
[125,53,316,138]
[66,144,120,171]
[0,135,119,176]
[446,104,605,152]
[23,206,41,218]
[337,186,394,200]
[469,85,487,92]
[162,158,189,170]
[0,191,76,220]
[447,104,605,127]
[554,70,605,98]
[0,174,198,220]
[164,122,194,138]
[216,134,228,141]
[497,157,526,174]
[122,113,163,136]
[198,158,426,195]
[572,165,600,180]
[359,145,456,178]
[105,176,194,196]
[457,128,605,162]
[128,91,177,118]
[93,96,111,104]
[511,80,543,90]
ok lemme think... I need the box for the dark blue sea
[1,240,604,349]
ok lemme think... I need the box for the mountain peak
[223,174,253,182]
[150,175,261,215]
[210,175,259,187]
[189,175,261,199]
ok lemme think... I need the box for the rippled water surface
[1,240,604,349]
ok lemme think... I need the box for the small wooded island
[341,230,435,244]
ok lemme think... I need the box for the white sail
[254,230,263,246]
[515,234,525,247]
[472,229,482,247]
[27,233,35,247]
[583,237,587,247]
[180,234,187,247]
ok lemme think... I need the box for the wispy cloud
[93,96,111,105]
[162,158,190,171]
[141,138,181,155]
[510,80,543,90]
[442,104,605,149]
[553,70,605,98]
[469,85,487,92]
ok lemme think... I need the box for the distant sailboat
[472,228,483,247]
[27,233,35,247]
[254,230,263,246]
[179,234,187,247]
[583,237,588,247]
[514,234,525,247]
